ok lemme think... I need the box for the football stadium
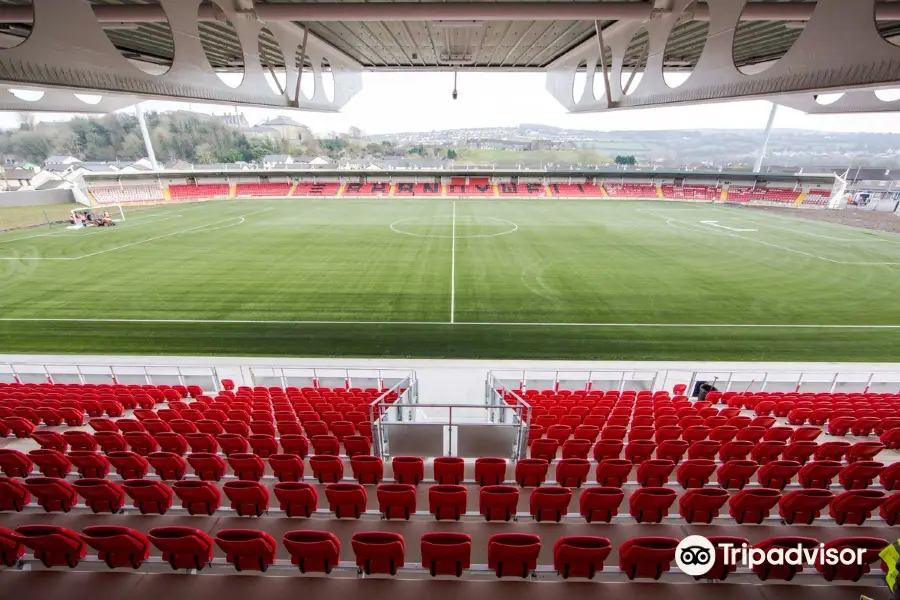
[2,2,900,600]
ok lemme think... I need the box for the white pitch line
[0,317,899,329]
[450,200,456,324]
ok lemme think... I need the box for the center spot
[390,215,518,239]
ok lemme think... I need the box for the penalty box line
[0,318,898,329]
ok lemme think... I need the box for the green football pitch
[1,197,899,361]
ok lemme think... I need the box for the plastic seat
[352,531,405,575]
[310,455,345,484]
[676,459,716,488]
[0,526,23,566]
[515,458,549,487]
[28,449,72,478]
[751,537,819,581]
[487,533,541,578]
[595,458,632,487]
[392,456,425,485]
[592,440,623,461]
[880,492,900,525]
[716,460,759,490]
[815,441,852,461]
[798,460,843,489]
[377,483,417,520]
[729,488,781,524]
[480,485,519,521]
[13,525,85,568]
[4,416,35,438]
[122,479,173,514]
[688,440,720,460]
[73,478,125,514]
[829,489,886,525]
[187,452,227,481]
[350,455,383,484]
[81,525,150,569]
[172,480,221,515]
[310,434,340,456]
[153,432,188,455]
[475,457,506,486]
[750,441,786,465]
[817,537,890,581]
[618,537,678,580]
[529,487,571,522]
[838,460,883,491]
[222,480,269,517]
[778,489,834,524]
[68,451,110,479]
[215,529,277,572]
[757,460,801,490]
[846,441,885,463]
[216,433,248,456]
[283,530,340,574]
[881,462,900,491]
[61,430,97,452]
[148,527,215,570]
[678,487,730,524]
[269,481,317,518]
[429,484,467,521]
[701,535,751,581]
[635,459,675,487]
[24,477,77,512]
[551,458,588,488]
[790,426,821,442]
[0,448,33,478]
[629,487,677,523]
[123,431,158,456]
[782,441,818,464]
[763,426,794,443]
[31,431,68,452]
[425,456,463,485]
[553,536,611,580]
[324,482,367,518]
[269,454,304,482]
[655,439,689,463]
[719,440,754,462]
[146,452,187,481]
[0,477,30,511]
[227,453,266,482]
[421,532,471,577]
[279,434,310,458]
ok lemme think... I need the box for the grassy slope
[1,198,899,360]
[0,203,79,231]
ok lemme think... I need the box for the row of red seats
[5,471,898,526]
[167,184,230,200]
[660,185,720,201]
[602,184,658,198]
[6,524,883,582]
[726,187,800,203]
[234,183,292,197]
[547,184,605,197]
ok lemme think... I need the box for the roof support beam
[1,2,899,23]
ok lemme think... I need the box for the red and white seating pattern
[804,189,831,206]
[548,184,605,197]
[392,183,442,196]
[342,183,392,196]
[168,184,230,201]
[498,184,546,197]
[89,185,164,205]
[292,183,341,197]
[235,183,291,197]
[445,184,494,197]
[727,187,800,204]
[602,184,658,198]
[661,185,720,201]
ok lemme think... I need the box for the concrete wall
[0,189,75,207]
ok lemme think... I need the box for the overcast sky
[8,72,900,136]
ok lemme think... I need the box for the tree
[615,155,637,166]
[446,148,457,160]
[16,113,35,131]
[347,125,363,139]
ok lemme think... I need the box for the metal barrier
[0,362,222,391]
[247,366,414,393]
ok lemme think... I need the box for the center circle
[390,215,518,239]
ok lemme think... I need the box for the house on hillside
[217,113,249,128]
[44,155,81,167]
[309,156,333,166]
[263,155,293,169]
[257,116,311,142]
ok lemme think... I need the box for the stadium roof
[2,0,898,71]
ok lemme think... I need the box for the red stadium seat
[107,451,149,480]
[310,455,344,484]
[311,434,340,456]
[217,433,248,455]
[635,459,675,487]
[0,526,24,566]
[678,488,730,524]
[279,434,310,458]
[269,454,304,482]
[172,480,221,516]
[475,457,506,486]
[350,455,383,484]
[223,480,269,517]
[529,487,571,522]
[846,441,885,463]
[429,484,467,521]
[352,531,405,575]
[62,430,97,452]
[554,458,590,488]
[629,487,676,523]
[421,532,471,577]
[880,492,900,525]
[688,440,721,460]
[596,458,632,487]
[618,537,678,580]
[13,525,85,568]
[24,477,77,512]
[592,440,623,461]
[247,434,278,458]
[480,485,519,521]
[716,460,759,490]
[123,431,158,456]
[431,456,464,484]
[487,533,541,578]
[719,440,754,462]
[799,460,843,489]
[215,529,277,572]
[0,477,30,511]
[830,489,886,525]
[228,453,266,482]
[676,459,716,488]
[147,452,187,481]
[28,449,71,478]
[751,537,819,581]
[81,525,150,569]
[0,449,32,478]
[839,461,884,490]
[515,458,549,487]
[757,460,801,490]
[700,536,751,581]
[4,417,34,438]
[273,482,317,518]
[881,462,900,491]
[72,479,125,514]
[553,536,611,579]
[817,537,890,581]
[122,479,173,514]
[66,451,109,479]
[392,456,425,485]
[325,482,367,519]
[186,452,226,481]
[778,489,834,524]
[782,441,818,464]
[283,530,341,574]
[148,527,214,571]
[729,488,781,524]
[377,483,417,520]
[31,431,68,452]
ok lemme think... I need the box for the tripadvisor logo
[675,535,867,577]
